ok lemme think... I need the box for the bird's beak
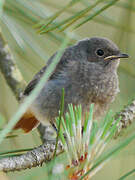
[104,53,129,61]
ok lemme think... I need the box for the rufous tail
[14,110,39,133]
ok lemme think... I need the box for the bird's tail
[13,110,39,133]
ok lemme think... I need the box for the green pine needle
[55,103,135,179]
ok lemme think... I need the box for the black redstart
[14,37,129,132]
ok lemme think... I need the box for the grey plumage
[23,37,128,126]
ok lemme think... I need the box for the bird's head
[77,37,129,69]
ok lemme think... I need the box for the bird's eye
[96,49,104,56]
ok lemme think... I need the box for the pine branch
[0,141,63,172]
[114,100,135,137]
[0,30,26,101]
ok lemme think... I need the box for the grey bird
[14,37,129,133]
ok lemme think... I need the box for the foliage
[0,0,135,180]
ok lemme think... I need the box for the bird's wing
[14,49,76,132]
[23,65,47,96]
[23,50,71,96]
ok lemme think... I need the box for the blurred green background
[0,0,135,179]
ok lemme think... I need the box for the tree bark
[0,141,63,172]
[0,30,26,101]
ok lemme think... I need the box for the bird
[14,37,129,133]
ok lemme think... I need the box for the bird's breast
[79,71,119,120]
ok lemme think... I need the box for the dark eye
[96,49,104,56]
